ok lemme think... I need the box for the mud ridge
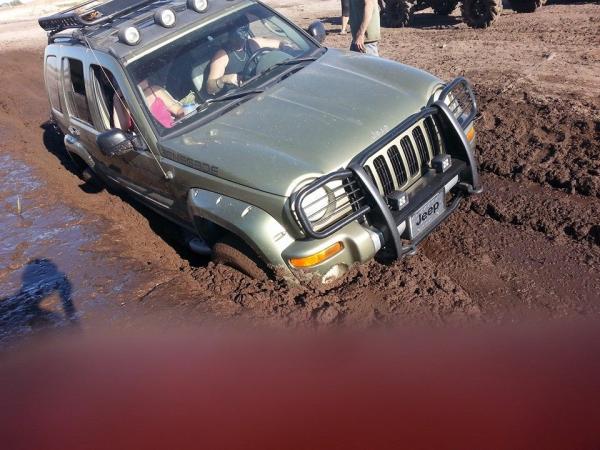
[476,85,600,198]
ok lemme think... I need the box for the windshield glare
[127,3,318,134]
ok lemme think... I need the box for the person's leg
[341,0,350,34]
[341,15,349,34]
[364,42,379,57]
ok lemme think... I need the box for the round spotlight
[154,8,176,27]
[118,26,141,45]
[187,0,208,13]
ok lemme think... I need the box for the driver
[206,16,290,95]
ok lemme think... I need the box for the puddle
[0,154,153,344]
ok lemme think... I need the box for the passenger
[206,16,289,96]
[112,88,134,132]
[138,78,184,129]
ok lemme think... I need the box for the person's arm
[253,36,284,49]
[354,0,376,52]
[153,87,184,118]
[206,49,239,95]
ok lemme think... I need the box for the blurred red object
[2,323,600,450]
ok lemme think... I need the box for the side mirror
[96,129,134,157]
[307,20,326,44]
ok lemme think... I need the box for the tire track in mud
[475,85,600,198]
[472,174,600,247]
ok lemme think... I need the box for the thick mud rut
[0,1,599,339]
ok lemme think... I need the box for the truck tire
[380,0,414,27]
[461,0,502,28]
[431,0,459,15]
[212,237,268,281]
[509,0,543,13]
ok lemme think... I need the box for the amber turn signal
[466,126,475,142]
[289,242,344,268]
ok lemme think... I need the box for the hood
[163,49,442,196]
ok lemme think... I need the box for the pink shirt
[150,96,174,128]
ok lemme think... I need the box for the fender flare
[187,189,294,269]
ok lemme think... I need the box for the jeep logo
[415,201,439,227]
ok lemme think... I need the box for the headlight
[437,78,477,128]
[292,173,365,237]
[301,187,331,222]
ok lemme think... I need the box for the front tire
[461,0,502,28]
[380,0,414,27]
[212,237,268,281]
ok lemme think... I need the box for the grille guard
[292,79,481,257]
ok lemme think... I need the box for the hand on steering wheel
[242,47,275,81]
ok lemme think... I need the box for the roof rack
[38,0,161,35]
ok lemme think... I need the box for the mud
[0,1,599,339]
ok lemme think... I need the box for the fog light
[387,190,408,211]
[290,242,344,268]
[431,154,451,173]
[187,0,208,12]
[118,26,141,45]
[154,8,176,27]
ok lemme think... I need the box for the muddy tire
[510,0,543,13]
[461,0,502,28]
[380,0,414,27]
[431,0,459,15]
[212,237,268,281]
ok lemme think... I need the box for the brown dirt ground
[0,1,599,332]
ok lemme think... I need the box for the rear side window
[63,57,92,124]
[45,55,62,112]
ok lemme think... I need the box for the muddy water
[0,153,158,343]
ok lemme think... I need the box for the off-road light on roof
[154,8,176,27]
[118,26,141,45]
[187,0,208,13]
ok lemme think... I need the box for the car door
[81,56,180,215]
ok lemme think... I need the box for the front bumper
[288,80,482,275]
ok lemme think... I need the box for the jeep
[39,0,482,282]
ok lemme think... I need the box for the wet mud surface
[1,1,599,340]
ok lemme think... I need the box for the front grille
[363,115,445,196]
[400,136,419,176]
[424,116,442,156]
[373,155,394,196]
[413,127,430,165]
[387,145,407,186]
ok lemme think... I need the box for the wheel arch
[186,189,294,271]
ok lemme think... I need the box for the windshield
[127,3,319,135]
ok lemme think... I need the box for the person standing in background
[340,0,350,34]
[349,0,380,56]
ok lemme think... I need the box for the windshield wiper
[242,56,318,85]
[197,88,265,111]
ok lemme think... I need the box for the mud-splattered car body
[40,0,481,282]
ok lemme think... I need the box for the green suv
[40,0,481,282]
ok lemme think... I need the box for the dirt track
[0,1,599,335]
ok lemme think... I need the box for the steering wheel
[242,47,275,80]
